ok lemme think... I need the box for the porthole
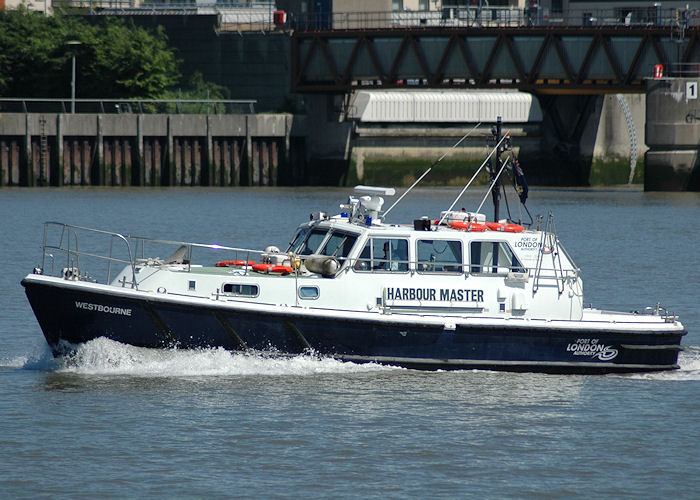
[299,286,319,300]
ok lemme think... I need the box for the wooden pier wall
[0,113,305,187]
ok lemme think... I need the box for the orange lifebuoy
[484,222,525,233]
[215,260,255,267]
[503,223,525,233]
[449,221,487,232]
[252,263,293,275]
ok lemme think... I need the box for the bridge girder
[291,27,700,94]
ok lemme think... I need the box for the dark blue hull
[22,278,686,374]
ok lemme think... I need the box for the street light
[66,40,82,114]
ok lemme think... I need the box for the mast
[491,117,502,222]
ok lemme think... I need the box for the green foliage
[177,72,231,101]
[0,8,180,98]
[157,72,232,113]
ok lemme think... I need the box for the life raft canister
[449,221,488,232]
[215,260,255,267]
[251,263,293,275]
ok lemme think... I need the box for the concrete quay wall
[0,113,302,187]
[645,78,700,191]
[2,91,684,189]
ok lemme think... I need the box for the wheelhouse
[287,219,574,279]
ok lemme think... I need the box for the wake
[16,337,395,377]
[7,338,699,380]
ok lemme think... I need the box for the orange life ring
[484,222,525,233]
[215,260,255,267]
[252,263,293,275]
[503,224,525,233]
[449,221,487,232]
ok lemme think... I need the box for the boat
[21,120,686,374]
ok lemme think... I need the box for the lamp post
[66,40,82,114]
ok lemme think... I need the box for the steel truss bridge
[291,26,700,94]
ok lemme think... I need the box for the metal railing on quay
[664,63,700,77]
[289,7,700,30]
[0,98,256,115]
[73,2,700,31]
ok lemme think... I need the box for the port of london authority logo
[566,338,618,361]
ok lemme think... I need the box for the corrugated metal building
[348,90,542,123]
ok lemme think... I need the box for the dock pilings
[0,113,296,187]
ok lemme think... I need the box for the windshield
[294,228,329,256]
[287,228,309,253]
[288,227,358,259]
[320,231,358,260]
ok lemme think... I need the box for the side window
[354,238,409,272]
[222,283,259,297]
[417,240,463,273]
[470,241,525,274]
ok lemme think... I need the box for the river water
[1,187,699,499]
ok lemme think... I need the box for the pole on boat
[382,123,481,219]
[491,117,502,222]
[476,154,509,214]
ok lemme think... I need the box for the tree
[159,72,232,113]
[80,18,181,99]
[0,8,180,99]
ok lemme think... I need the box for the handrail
[43,221,261,255]
[39,221,267,288]
[288,6,700,31]
[62,3,700,30]
[0,98,257,115]
[533,213,566,295]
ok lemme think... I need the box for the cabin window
[354,238,409,272]
[295,228,329,256]
[416,240,463,273]
[222,283,259,297]
[470,241,524,274]
[188,280,196,291]
[298,286,319,299]
[287,228,309,253]
[319,231,358,262]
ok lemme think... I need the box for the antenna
[438,131,509,226]
[382,123,481,218]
